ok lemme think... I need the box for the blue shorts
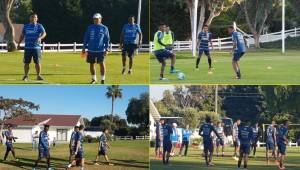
[39,148,50,158]
[163,141,172,153]
[233,51,245,61]
[24,49,41,64]
[122,43,137,58]
[75,150,84,159]
[203,140,214,153]
[87,52,105,64]
[6,143,13,151]
[154,49,173,63]
[165,46,173,52]
[277,142,286,155]
[98,147,107,156]
[266,142,275,151]
[216,138,224,146]
[155,139,161,148]
[198,49,210,56]
[234,139,240,147]
[240,143,251,155]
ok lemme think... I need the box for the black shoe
[90,79,97,84]
[22,75,29,81]
[37,75,44,81]
[128,70,132,75]
[122,68,126,75]
[101,80,105,84]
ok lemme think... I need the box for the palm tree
[106,85,122,121]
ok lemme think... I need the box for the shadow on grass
[110,159,149,169]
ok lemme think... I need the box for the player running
[17,13,47,82]
[251,123,260,157]
[276,121,289,170]
[228,26,247,79]
[179,124,192,156]
[199,117,223,167]
[153,24,178,81]
[82,13,110,84]
[33,124,51,170]
[161,119,173,165]
[233,119,241,160]
[67,125,85,170]
[68,126,79,164]
[94,128,114,166]
[162,26,175,52]
[196,25,213,71]
[266,120,277,164]
[120,15,142,75]
[215,122,225,157]
[3,125,19,162]
[237,121,253,170]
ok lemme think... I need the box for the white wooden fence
[149,27,300,52]
[115,136,149,140]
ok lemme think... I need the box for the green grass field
[150,49,300,84]
[0,52,149,84]
[0,140,149,170]
[150,146,300,170]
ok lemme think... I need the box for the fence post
[42,42,45,52]
[149,42,153,53]
[58,42,60,52]
[295,27,297,37]
[218,37,221,50]
[73,42,76,52]
[110,43,112,52]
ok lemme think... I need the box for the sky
[0,85,148,120]
[150,85,174,101]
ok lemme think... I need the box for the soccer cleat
[94,163,100,165]
[122,68,126,75]
[108,163,114,166]
[159,77,168,81]
[90,79,97,84]
[128,70,132,75]
[170,69,179,74]
[101,80,105,84]
[37,75,44,81]
[22,75,29,81]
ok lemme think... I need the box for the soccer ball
[177,72,186,80]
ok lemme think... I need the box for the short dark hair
[205,116,211,123]
[30,13,38,17]
[203,24,208,28]
[44,124,50,128]
[128,15,135,19]
[228,25,235,29]
[74,126,79,129]
[79,125,84,130]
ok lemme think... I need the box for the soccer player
[179,124,192,156]
[94,128,114,166]
[196,25,213,71]
[120,15,142,75]
[68,126,79,164]
[162,26,175,52]
[228,26,247,79]
[215,122,225,157]
[276,121,289,170]
[82,13,110,84]
[3,125,18,161]
[155,121,162,158]
[237,121,253,170]
[17,13,46,82]
[33,124,51,170]
[153,24,178,81]
[233,119,241,160]
[170,123,179,156]
[251,123,260,157]
[266,120,277,164]
[199,117,223,166]
[67,125,85,170]
[161,119,173,165]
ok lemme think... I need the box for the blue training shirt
[231,31,246,53]
[4,131,13,146]
[199,123,215,142]
[70,131,76,147]
[99,134,107,149]
[182,129,192,142]
[277,126,288,145]
[238,126,253,145]
[252,127,259,140]
[122,23,142,44]
[75,131,84,151]
[198,31,212,51]
[83,24,110,52]
[22,23,45,49]
[162,124,173,143]
[171,127,179,142]
[267,125,276,143]
[39,131,49,149]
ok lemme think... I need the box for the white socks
[92,75,97,81]
[101,75,105,81]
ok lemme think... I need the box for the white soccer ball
[177,72,186,80]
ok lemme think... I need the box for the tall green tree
[106,85,122,121]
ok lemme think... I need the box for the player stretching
[120,15,142,75]
[228,26,247,79]
[33,124,52,170]
[233,119,241,160]
[199,117,223,166]
[94,128,114,166]
[196,25,213,71]
[215,122,225,157]
[153,24,178,81]
[276,121,289,170]
[83,13,110,84]
[3,125,19,162]
[161,119,173,165]
[17,13,46,82]
[266,120,277,164]
[237,121,253,170]
[251,123,260,157]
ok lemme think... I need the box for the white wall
[84,131,103,138]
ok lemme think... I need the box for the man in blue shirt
[17,13,46,82]
[94,128,114,166]
[170,123,179,156]
[228,26,247,79]
[266,120,277,164]
[237,121,253,170]
[179,124,192,156]
[277,121,289,170]
[199,117,223,166]
[196,25,213,71]
[120,15,142,75]
[3,125,18,161]
[33,124,51,170]
[67,125,85,170]
[82,13,110,84]
[251,123,260,157]
[68,126,79,164]
[161,119,173,164]
[215,122,225,157]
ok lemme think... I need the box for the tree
[82,117,90,127]
[126,92,149,131]
[0,97,39,136]
[0,0,17,51]
[105,85,122,121]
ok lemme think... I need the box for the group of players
[155,117,289,170]
[17,12,142,84]
[153,23,247,80]
[2,124,113,170]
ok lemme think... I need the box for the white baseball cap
[93,13,102,19]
